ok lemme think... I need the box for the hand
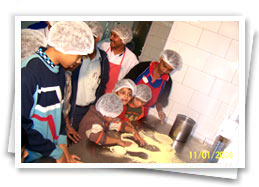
[66,126,81,144]
[56,153,67,163]
[158,110,166,124]
[67,154,83,163]
[133,132,146,146]
[118,140,132,147]
[58,144,83,163]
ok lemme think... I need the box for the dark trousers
[71,105,91,132]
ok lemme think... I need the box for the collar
[110,45,126,57]
[36,47,56,69]
[149,61,169,81]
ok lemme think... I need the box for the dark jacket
[69,48,109,120]
[124,61,172,107]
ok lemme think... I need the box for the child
[112,79,146,145]
[21,21,94,163]
[78,93,133,147]
[124,84,152,128]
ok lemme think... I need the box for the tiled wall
[147,21,239,145]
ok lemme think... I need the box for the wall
[139,21,173,61]
[148,21,239,145]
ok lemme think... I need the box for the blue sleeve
[21,66,63,159]
[27,21,48,29]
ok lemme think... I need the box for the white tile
[219,21,239,40]
[210,79,239,105]
[168,102,200,123]
[171,64,188,83]
[195,115,222,141]
[214,102,236,122]
[232,70,239,86]
[169,22,202,46]
[179,43,211,71]
[198,30,232,57]
[164,39,182,53]
[226,40,239,62]
[170,81,194,106]
[162,99,175,118]
[203,55,238,82]
[189,91,221,117]
[188,21,222,32]
[183,68,215,94]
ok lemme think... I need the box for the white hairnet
[112,24,133,44]
[160,49,183,70]
[95,93,123,118]
[135,84,152,102]
[113,79,136,96]
[47,21,94,55]
[85,21,103,40]
[21,29,48,61]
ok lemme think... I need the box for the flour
[106,131,184,163]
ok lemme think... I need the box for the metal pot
[169,114,196,143]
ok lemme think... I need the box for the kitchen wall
[139,21,174,62]
[146,21,239,146]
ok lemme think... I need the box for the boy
[21,21,94,163]
[124,84,152,128]
[78,93,144,146]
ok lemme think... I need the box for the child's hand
[133,132,146,146]
[118,140,132,147]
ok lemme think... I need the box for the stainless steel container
[169,114,196,143]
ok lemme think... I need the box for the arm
[156,77,173,124]
[122,121,146,146]
[65,116,81,144]
[104,136,132,147]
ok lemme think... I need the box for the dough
[104,131,184,163]
[154,132,174,145]
[110,146,126,155]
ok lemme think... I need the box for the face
[103,116,117,123]
[60,54,82,69]
[110,31,124,48]
[116,88,133,105]
[131,97,147,108]
[158,58,174,76]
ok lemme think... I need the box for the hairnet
[21,29,48,61]
[113,79,136,96]
[85,21,103,40]
[47,21,94,55]
[112,24,133,44]
[160,49,183,70]
[95,93,123,118]
[135,84,152,102]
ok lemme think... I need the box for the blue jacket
[21,48,67,162]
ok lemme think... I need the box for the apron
[105,47,126,93]
[135,66,166,117]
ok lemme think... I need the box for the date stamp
[190,151,233,160]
